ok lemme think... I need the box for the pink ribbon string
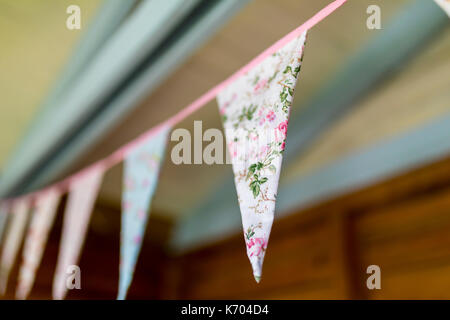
[2,0,347,204]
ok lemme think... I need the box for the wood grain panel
[176,155,450,299]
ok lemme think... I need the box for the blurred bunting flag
[216,31,307,282]
[53,167,104,300]
[0,203,9,246]
[117,126,170,300]
[434,0,450,16]
[0,199,30,295]
[16,189,61,299]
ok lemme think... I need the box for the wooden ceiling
[287,26,450,182]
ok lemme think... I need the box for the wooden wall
[3,154,450,300]
[172,154,450,299]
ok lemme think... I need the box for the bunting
[0,0,346,292]
[16,189,61,299]
[0,199,30,295]
[217,31,308,282]
[52,167,104,300]
[117,126,170,300]
[0,203,8,245]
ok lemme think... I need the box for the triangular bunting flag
[0,203,9,245]
[0,198,30,295]
[52,167,104,300]
[117,126,170,300]
[217,31,307,282]
[434,0,450,17]
[16,189,61,299]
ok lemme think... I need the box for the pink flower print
[258,109,266,125]
[246,238,254,249]
[259,145,269,158]
[137,209,146,220]
[274,129,282,143]
[133,235,142,245]
[139,153,158,170]
[249,132,258,141]
[247,237,267,258]
[221,93,238,112]
[281,141,286,151]
[266,110,276,122]
[277,120,288,141]
[124,177,135,190]
[228,141,238,158]
[145,156,158,171]
[123,201,132,210]
[254,79,268,94]
[142,178,150,188]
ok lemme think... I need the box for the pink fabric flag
[217,31,308,282]
[0,198,30,295]
[435,0,450,16]
[52,167,104,300]
[16,189,61,299]
[0,203,9,245]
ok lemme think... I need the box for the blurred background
[0,0,450,299]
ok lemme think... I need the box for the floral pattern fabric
[217,31,307,282]
[0,203,8,246]
[16,189,60,299]
[118,126,170,300]
[0,199,30,295]
[53,167,104,300]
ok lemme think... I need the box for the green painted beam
[40,0,138,115]
[170,0,450,252]
[0,0,202,196]
[25,0,250,192]
[0,0,138,195]
[0,0,250,196]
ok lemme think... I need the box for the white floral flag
[0,203,9,245]
[118,126,170,300]
[217,31,307,282]
[434,0,450,16]
[0,198,30,295]
[16,189,61,299]
[53,167,104,300]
